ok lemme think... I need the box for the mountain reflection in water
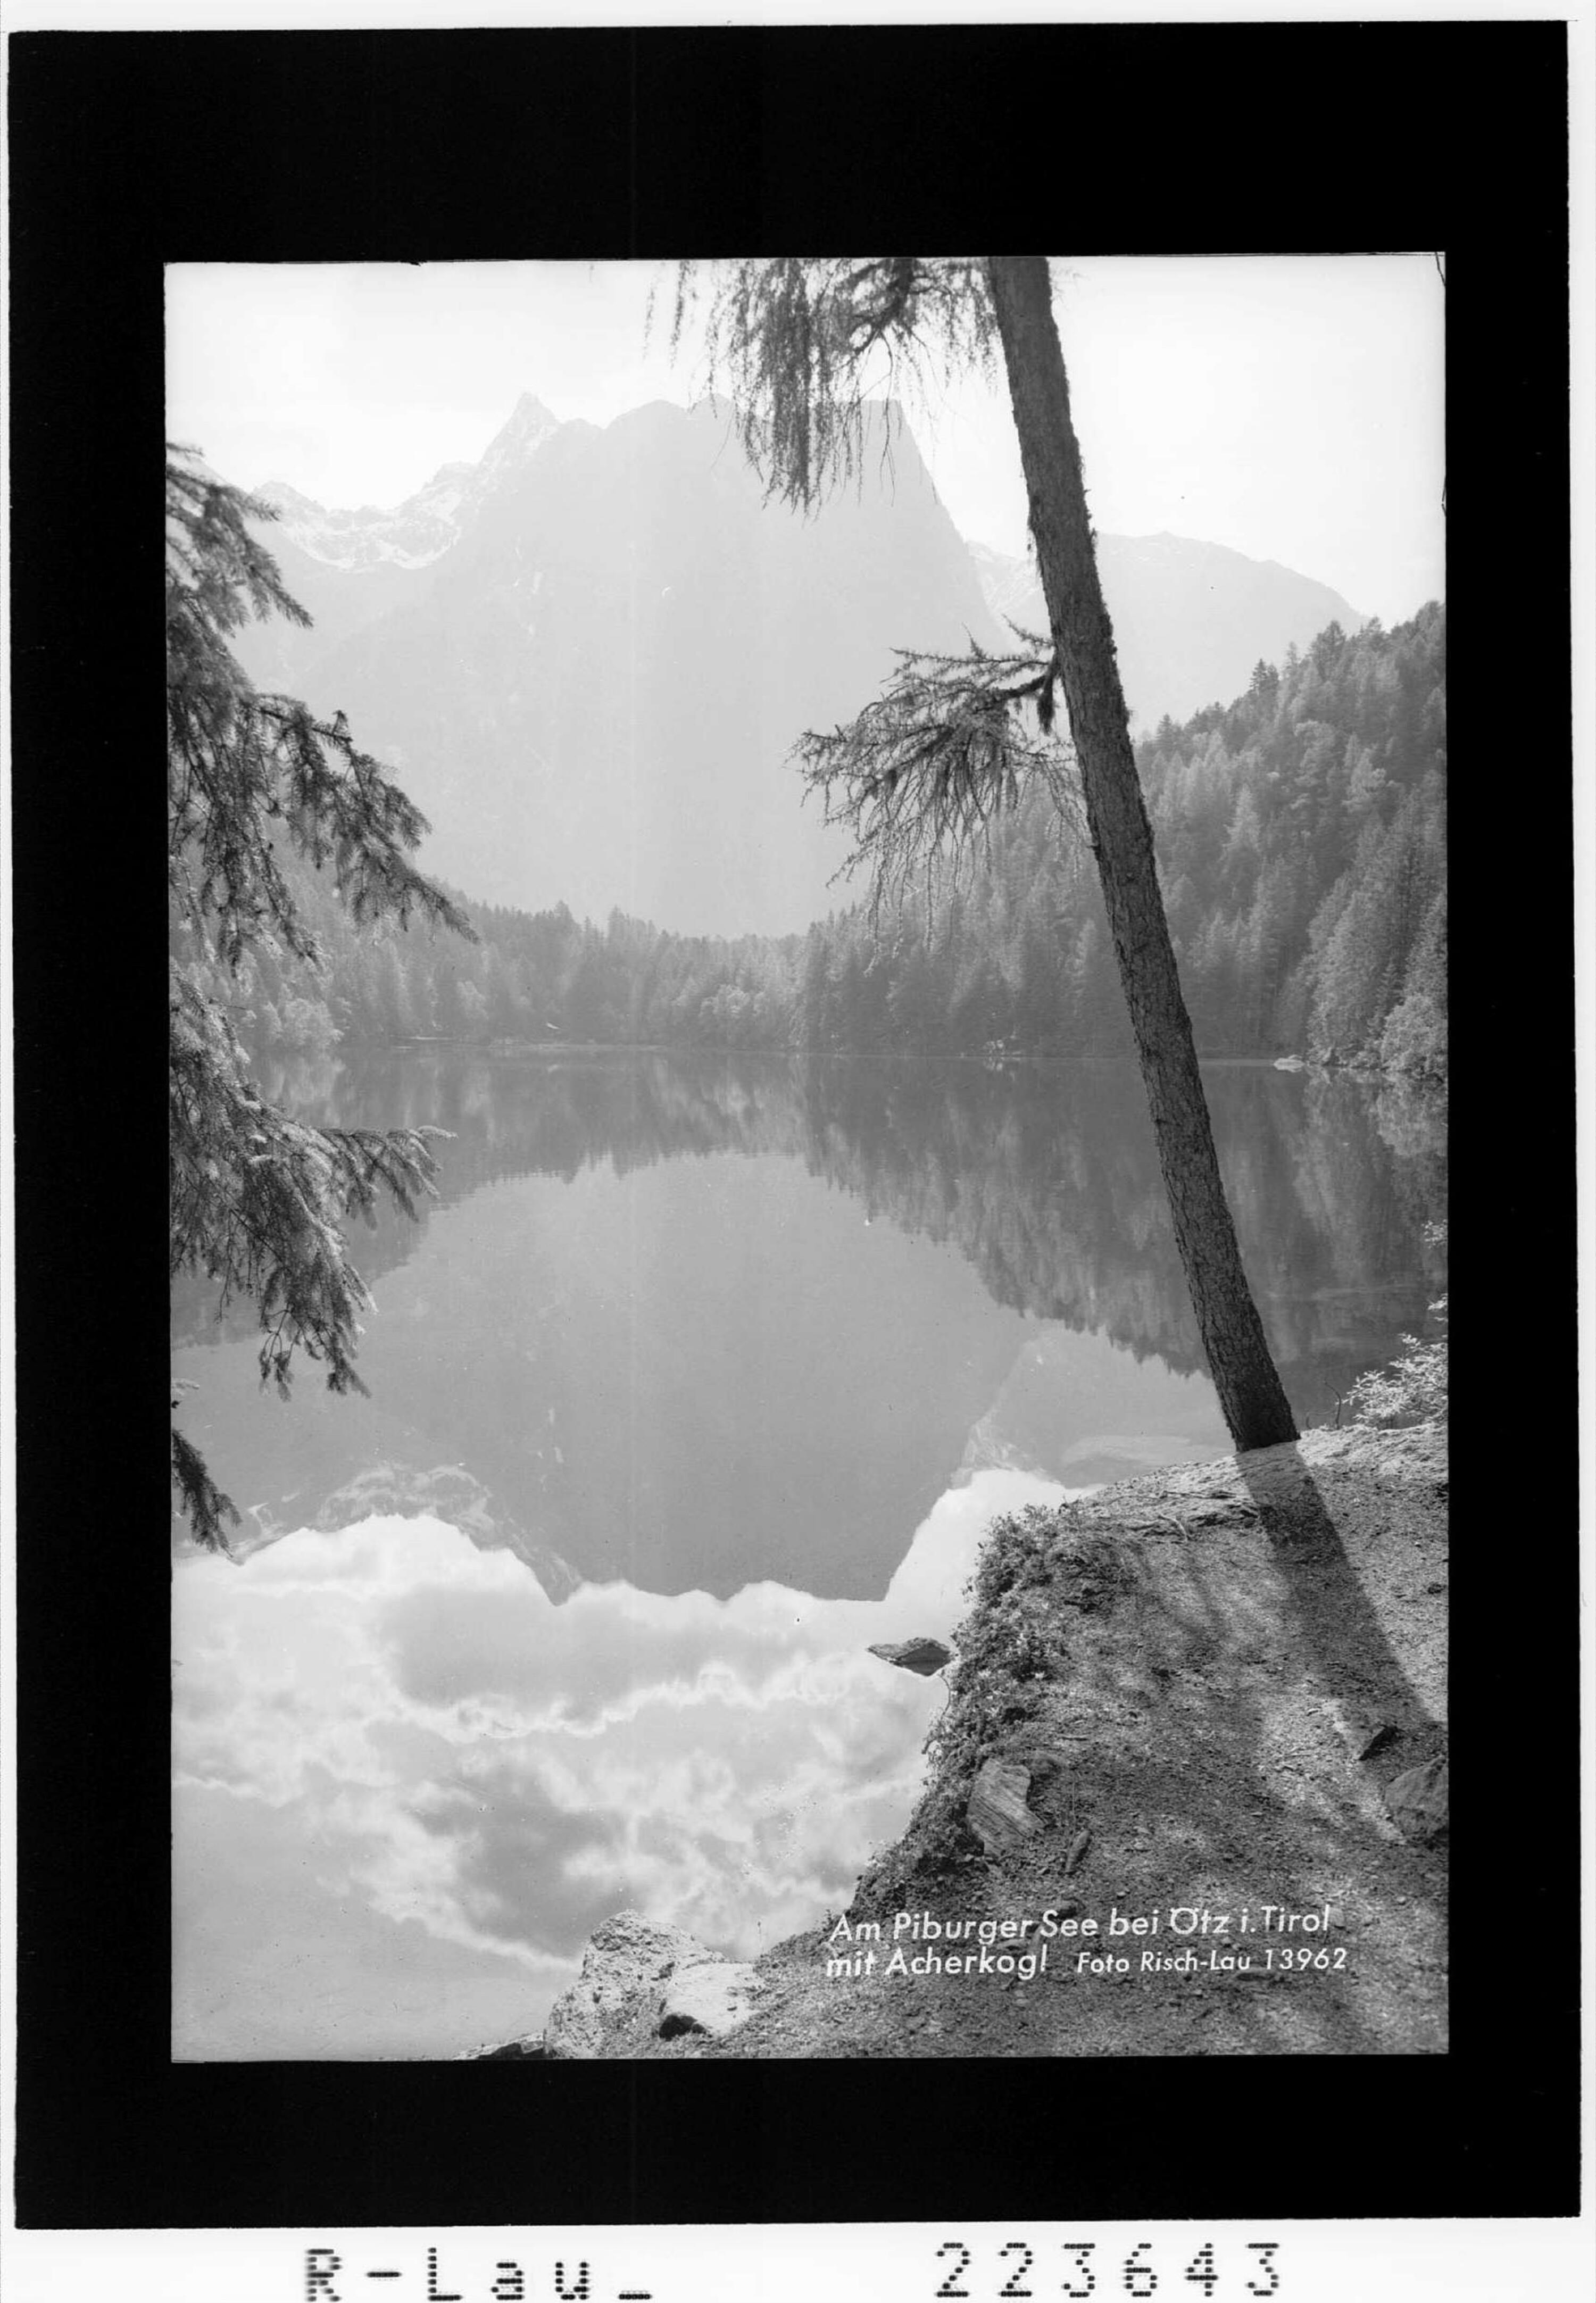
[171,1051,1444,2058]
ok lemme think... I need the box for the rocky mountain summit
[229,388,1373,936]
[234,393,994,935]
[256,393,563,572]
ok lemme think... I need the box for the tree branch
[793,636,1086,923]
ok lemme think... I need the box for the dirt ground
[643,1419,1449,2059]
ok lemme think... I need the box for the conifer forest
[180,605,1445,1079]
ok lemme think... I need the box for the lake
[171,1049,1446,2058]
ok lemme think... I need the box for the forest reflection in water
[171,1051,1445,2057]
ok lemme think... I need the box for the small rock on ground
[1385,1756,1449,1844]
[967,1758,1043,1852]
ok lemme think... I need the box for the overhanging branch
[793,635,1086,923]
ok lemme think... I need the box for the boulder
[657,1960,762,2040]
[542,1910,721,2059]
[1385,1756,1449,1844]
[967,1758,1043,1853]
[869,1636,951,1676]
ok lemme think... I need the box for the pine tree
[671,257,1298,1451]
[168,447,475,1550]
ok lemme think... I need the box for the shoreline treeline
[176,606,1444,1077]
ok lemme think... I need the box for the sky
[167,254,1445,627]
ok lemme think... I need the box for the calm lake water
[172,1050,1446,2058]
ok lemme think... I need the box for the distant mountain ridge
[234,393,998,936]
[229,391,1369,936]
[967,533,1367,733]
[256,392,564,572]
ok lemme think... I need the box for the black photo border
[7,18,1576,2232]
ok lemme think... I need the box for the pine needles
[794,635,1087,925]
[662,258,998,514]
[167,447,474,1552]
[660,261,1089,930]
[169,976,443,1391]
[167,446,473,972]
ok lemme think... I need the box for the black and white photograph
[7,12,1582,2276]
[166,251,1451,2065]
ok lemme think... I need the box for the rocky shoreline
[466,1421,1448,2060]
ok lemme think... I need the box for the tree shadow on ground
[872,1441,1449,2056]
[1236,1437,1447,1769]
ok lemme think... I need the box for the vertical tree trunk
[986,255,1298,1451]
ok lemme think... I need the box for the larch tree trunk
[985,254,1298,1451]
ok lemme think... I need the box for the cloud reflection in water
[172,1465,1063,2059]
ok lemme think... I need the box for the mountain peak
[245,398,567,573]
[480,392,562,467]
